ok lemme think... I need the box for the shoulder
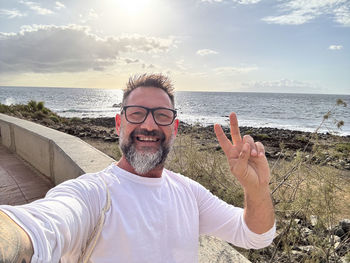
[164,169,207,196]
[46,164,118,200]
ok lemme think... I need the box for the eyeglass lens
[125,106,175,125]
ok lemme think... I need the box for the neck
[116,156,164,178]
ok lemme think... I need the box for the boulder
[340,219,350,233]
[199,236,251,263]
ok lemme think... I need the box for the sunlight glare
[116,0,151,16]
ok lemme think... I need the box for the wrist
[244,186,271,202]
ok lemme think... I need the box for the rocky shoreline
[33,116,350,171]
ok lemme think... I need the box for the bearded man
[0,74,275,263]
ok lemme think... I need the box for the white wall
[0,114,114,185]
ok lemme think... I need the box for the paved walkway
[0,144,54,205]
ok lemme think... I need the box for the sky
[0,0,349,94]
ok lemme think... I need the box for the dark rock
[265,151,272,158]
[104,137,117,142]
[340,219,350,233]
[334,226,345,238]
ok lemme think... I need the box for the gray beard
[119,129,173,175]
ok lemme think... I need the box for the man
[0,74,275,263]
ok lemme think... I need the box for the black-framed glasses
[122,105,177,126]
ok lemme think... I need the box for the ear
[173,119,179,137]
[115,114,122,136]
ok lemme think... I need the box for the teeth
[137,136,158,142]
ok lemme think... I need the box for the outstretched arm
[214,113,275,234]
[0,210,33,262]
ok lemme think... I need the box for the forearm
[0,210,33,263]
[243,187,275,234]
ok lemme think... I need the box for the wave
[58,108,120,113]
[2,97,16,105]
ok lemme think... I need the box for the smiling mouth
[136,136,160,142]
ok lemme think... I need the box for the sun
[116,0,151,16]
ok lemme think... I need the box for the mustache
[131,129,165,140]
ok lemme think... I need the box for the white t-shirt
[1,164,275,263]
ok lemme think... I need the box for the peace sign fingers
[229,112,242,146]
[214,123,234,157]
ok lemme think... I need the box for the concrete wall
[0,114,114,185]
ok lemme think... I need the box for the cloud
[196,49,219,56]
[242,79,318,92]
[79,9,99,23]
[20,1,53,15]
[236,0,261,4]
[201,0,261,4]
[262,0,350,26]
[201,0,223,3]
[176,59,189,71]
[0,9,26,18]
[124,58,140,64]
[214,66,258,75]
[328,45,343,50]
[0,24,175,73]
[55,1,65,10]
[142,63,156,69]
[334,5,350,26]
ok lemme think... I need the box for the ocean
[1,86,349,136]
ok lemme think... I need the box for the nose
[140,111,159,131]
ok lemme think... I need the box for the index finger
[214,123,232,156]
[230,112,242,145]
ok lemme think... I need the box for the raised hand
[214,112,270,193]
[214,113,274,234]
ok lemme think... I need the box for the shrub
[166,135,244,206]
[49,115,60,123]
[335,143,350,154]
[37,101,44,111]
[0,104,9,113]
[255,133,270,140]
[33,111,46,119]
[28,100,37,111]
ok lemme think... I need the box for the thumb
[232,142,250,179]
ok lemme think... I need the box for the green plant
[28,100,38,111]
[33,111,46,119]
[335,143,350,154]
[49,115,60,123]
[70,117,82,123]
[37,101,44,111]
[0,104,10,113]
[255,133,270,140]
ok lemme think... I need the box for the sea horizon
[1,85,350,96]
[1,86,349,136]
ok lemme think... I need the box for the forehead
[125,87,173,108]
